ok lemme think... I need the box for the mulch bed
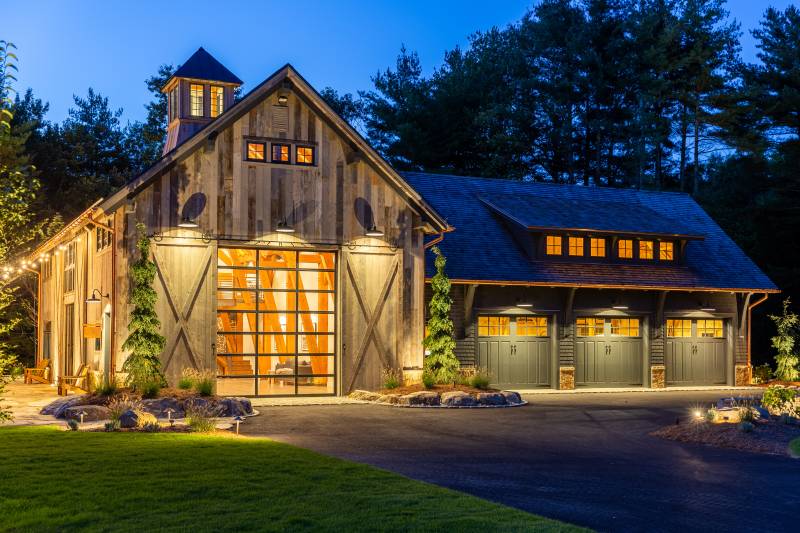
[652,420,800,457]
[750,380,800,388]
[376,384,497,396]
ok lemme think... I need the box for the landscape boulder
[500,391,523,405]
[119,409,158,429]
[141,397,184,419]
[218,398,249,417]
[349,390,383,402]
[376,394,402,404]
[400,391,441,406]
[41,396,88,418]
[440,391,477,407]
[230,397,254,415]
[63,405,111,422]
[476,392,507,406]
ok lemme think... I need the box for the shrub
[752,364,773,384]
[705,409,717,422]
[381,367,403,389]
[108,394,143,422]
[185,403,219,433]
[104,421,120,432]
[421,372,436,389]
[469,368,492,390]
[769,299,799,382]
[141,381,161,399]
[195,377,215,397]
[422,246,459,384]
[186,368,215,396]
[142,421,161,433]
[66,419,79,431]
[177,377,193,390]
[761,385,798,416]
[177,367,198,390]
[738,421,755,433]
[95,376,119,396]
[790,438,800,458]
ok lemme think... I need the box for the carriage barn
[407,173,778,390]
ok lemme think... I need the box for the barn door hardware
[511,344,517,355]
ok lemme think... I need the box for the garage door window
[697,319,723,338]
[576,317,604,336]
[610,318,640,336]
[666,319,691,337]
[478,316,510,336]
[516,316,548,336]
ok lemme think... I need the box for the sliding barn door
[341,249,402,392]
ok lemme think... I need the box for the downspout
[110,212,117,381]
[424,231,445,250]
[747,293,769,367]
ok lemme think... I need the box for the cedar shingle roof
[403,172,777,292]
[169,47,243,85]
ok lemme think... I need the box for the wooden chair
[24,359,51,384]
[58,364,91,396]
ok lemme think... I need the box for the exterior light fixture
[516,300,533,308]
[233,415,245,435]
[277,94,288,105]
[612,304,629,310]
[275,218,295,233]
[86,289,109,305]
[365,224,384,237]
[178,216,199,228]
[700,304,716,312]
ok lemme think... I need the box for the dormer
[161,47,243,155]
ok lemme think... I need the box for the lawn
[0,426,581,532]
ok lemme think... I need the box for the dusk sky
[7,0,798,124]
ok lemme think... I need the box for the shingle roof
[403,172,778,292]
[169,47,243,85]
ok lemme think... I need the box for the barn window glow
[639,240,654,260]
[660,241,674,260]
[272,143,290,163]
[210,86,224,117]
[296,146,314,165]
[568,237,584,256]
[545,235,562,255]
[190,84,204,117]
[590,237,606,257]
[618,239,633,259]
[246,142,266,161]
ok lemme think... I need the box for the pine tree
[769,299,799,382]
[121,223,167,389]
[423,246,458,383]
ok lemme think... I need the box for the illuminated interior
[272,144,290,162]
[639,240,654,260]
[576,317,604,336]
[516,316,548,336]
[666,319,691,337]
[660,241,674,260]
[545,235,562,255]
[568,237,584,256]
[190,84,204,117]
[210,86,224,117]
[296,146,314,165]
[590,237,606,257]
[478,316,510,336]
[618,239,633,259]
[247,142,265,161]
[216,248,336,396]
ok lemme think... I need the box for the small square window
[296,146,314,165]
[660,241,674,261]
[272,144,290,163]
[545,235,562,256]
[618,239,633,259]
[246,142,266,161]
[568,237,584,256]
[590,238,606,257]
[639,240,654,260]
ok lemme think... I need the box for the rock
[218,398,248,417]
[440,391,477,407]
[141,397,185,419]
[400,391,440,406]
[230,397,254,414]
[349,390,383,402]
[501,391,523,405]
[41,396,88,418]
[63,405,111,422]
[119,409,158,429]
[476,392,507,406]
[377,394,402,405]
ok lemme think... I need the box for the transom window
[545,235,562,256]
[568,237,584,257]
[590,237,606,257]
[190,84,204,117]
[516,316,548,337]
[478,316,510,336]
[660,241,674,260]
[296,146,315,165]
[610,318,640,336]
[639,240,654,260]
[618,239,633,259]
[576,317,605,337]
[272,143,290,163]
[697,319,723,338]
[210,86,224,117]
[246,142,266,161]
[666,319,691,337]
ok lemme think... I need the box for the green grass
[790,437,800,458]
[0,426,582,532]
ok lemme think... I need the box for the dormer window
[210,86,224,117]
[639,240,654,260]
[545,235,562,255]
[660,241,674,260]
[190,84,204,116]
[568,237,584,256]
[590,237,606,257]
[618,239,633,259]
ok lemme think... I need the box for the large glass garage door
[216,248,336,396]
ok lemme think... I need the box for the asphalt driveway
[241,391,798,532]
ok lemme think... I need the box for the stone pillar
[559,366,575,390]
[650,365,665,389]
[735,365,751,386]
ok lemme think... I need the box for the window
[576,317,605,336]
[96,224,112,252]
[660,241,674,261]
[610,318,640,336]
[64,242,76,293]
[478,316,510,336]
[590,237,606,257]
[246,142,266,161]
[618,239,633,259]
[666,319,691,337]
[296,146,315,165]
[272,143,290,163]
[697,319,723,338]
[545,235,562,256]
[190,84,204,116]
[210,86,224,117]
[568,237,584,256]
[516,316,548,337]
[42,257,52,280]
[639,240,654,260]
[168,87,178,121]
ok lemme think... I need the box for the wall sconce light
[86,289,110,305]
[611,297,628,310]
[516,299,533,308]
[178,216,199,228]
[275,218,295,233]
[699,300,716,312]
[365,224,384,237]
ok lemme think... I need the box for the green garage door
[665,319,727,385]
[575,317,644,387]
[477,316,551,388]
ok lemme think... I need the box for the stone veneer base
[735,365,752,386]
[559,366,575,390]
[650,365,666,389]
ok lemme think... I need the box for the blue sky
[6,0,798,124]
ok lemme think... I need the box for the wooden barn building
[26,48,777,396]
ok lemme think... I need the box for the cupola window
[210,86,224,117]
[190,84,204,116]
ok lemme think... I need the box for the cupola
[161,47,242,155]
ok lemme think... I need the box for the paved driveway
[241,391,798,532]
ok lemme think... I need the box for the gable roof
[167,47,243,86]
[403,172,778,293]
[100,64,449,232]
